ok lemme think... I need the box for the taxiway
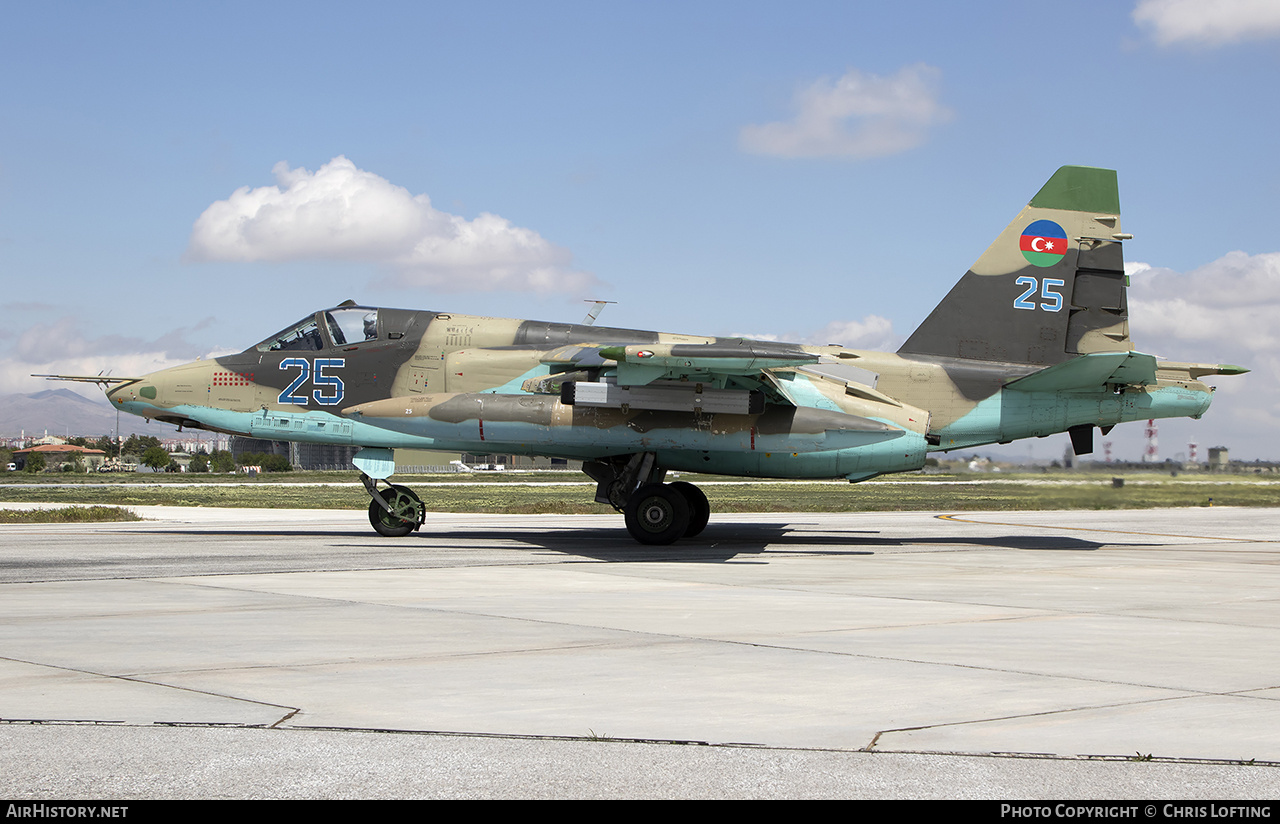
[2,506,1278,798]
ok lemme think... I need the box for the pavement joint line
[271,709,300,728]
[867,690,1274,750]
[0,654,299,714]
[67,573,1239,701]
[11,575,1268,702]
[115,638,642,676]
[706,635,1266,697]
[88,561,1280,693]
[4,509,1276,782]
[7,719,1276,768]
[11,571,1227,699]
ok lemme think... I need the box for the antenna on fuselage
[582,300,617,326]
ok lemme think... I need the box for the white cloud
[8,353,187,401]
[2,318,228,399]
[729,314,901,350]
[805,315,899,350]
[1133,0,1280,46]
[187,156,598,294]
[13,318,212,365]
[1128,250,1280,451]
[740,64,952,159]
[1130,251,1280,350]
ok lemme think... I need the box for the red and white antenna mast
[1143,419,1159,463]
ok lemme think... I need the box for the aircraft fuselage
[51,166,1243,544]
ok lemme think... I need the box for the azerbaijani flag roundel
[1020,219,1068,268]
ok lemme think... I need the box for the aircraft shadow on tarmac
[455,523,1120,562]
[136,522,1127,566]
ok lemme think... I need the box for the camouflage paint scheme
[55,167,1245,543]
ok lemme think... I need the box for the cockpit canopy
[254,306,381,353]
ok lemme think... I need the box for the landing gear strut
[584,454,712,545]
[361,474,425,537]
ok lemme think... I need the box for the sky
[2,0,1278,461]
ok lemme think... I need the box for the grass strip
[0,477,1276,513]
[0,505,142,524]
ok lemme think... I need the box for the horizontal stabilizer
[1004,351,1157,393]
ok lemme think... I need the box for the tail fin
[898,166,1132,366]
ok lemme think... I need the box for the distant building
[12,444,107,471]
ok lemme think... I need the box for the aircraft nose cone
[104,377,152,407]
[105,382,129,404]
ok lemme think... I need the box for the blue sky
[4,0,1278,460]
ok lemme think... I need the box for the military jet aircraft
[41,166,1245,544]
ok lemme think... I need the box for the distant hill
[0,388,176,439]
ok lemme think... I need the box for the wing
[518,340,910,423]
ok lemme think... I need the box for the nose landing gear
[362,474,424,537]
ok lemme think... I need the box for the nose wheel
[362,475,424,537]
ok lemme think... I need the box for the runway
[2,506,1278,798]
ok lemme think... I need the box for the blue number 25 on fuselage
[278,358,345,406]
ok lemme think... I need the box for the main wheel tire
[669,481,710,538]
[368,484,422,537]
[624,483,691,545]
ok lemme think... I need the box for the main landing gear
[585,454,711,546]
